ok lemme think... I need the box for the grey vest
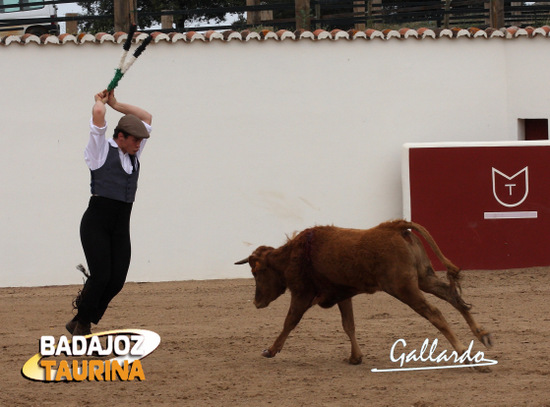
[90,145,139,203]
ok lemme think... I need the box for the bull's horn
[234,257,249,265]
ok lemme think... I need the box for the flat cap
[116,114,149,139]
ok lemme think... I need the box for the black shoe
[73,321,92,336]
[65,318,77,335]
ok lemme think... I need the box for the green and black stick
[107,24,152,91]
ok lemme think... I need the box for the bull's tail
[393,220,470,309]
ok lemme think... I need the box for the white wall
[1,35,548,287]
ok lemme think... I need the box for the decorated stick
[107,24,152,91]
[118,23,137,71]
[121,35,153,74]
[107,24,136,91]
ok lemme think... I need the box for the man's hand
[106,90,118,109]
[94,90,109,104]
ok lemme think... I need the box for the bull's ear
[234,257,249,265]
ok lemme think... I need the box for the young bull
[235,220,493,365]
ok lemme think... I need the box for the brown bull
[235,220,493,364]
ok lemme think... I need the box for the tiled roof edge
[3,26,550,46]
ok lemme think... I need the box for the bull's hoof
[481,333,494,348]
[262,349,275,358]
[347,355,363,365]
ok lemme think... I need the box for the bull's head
[235,246,287,309]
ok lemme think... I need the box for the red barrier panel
[403,142,550,270]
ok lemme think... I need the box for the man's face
[116,133,142,155]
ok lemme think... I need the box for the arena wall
[1,32,549,287]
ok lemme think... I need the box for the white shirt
[84,117,152,173]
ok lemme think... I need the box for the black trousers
[76,196,133,324]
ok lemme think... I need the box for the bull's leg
[391,288,469,355]
[337,298,363,365]
[263,294,312,358]
[418,271,493,348]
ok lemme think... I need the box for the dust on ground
[1,268,549,406]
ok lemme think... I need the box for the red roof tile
[3,26,549,46]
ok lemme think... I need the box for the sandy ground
[1,267,549,406]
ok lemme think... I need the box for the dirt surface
[1,267,549,406]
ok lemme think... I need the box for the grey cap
[116,114,149,139]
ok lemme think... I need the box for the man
[67,89,152,336]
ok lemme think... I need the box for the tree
[77,0,245,33]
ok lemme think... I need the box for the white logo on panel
[485,166,537,220]
[491,167,529,208]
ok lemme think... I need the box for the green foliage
[77,0,245,33]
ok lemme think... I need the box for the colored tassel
[122,36,152,74]
[106,24,150,91]
[107,68,124,92]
